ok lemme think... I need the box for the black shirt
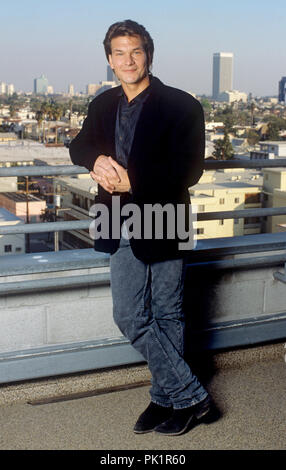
[115,81,151,169]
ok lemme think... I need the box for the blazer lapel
[102,90,121,157]
[128,79,162,165]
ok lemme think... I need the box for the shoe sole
[133,428,154,434]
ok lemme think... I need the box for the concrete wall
[185,262,286,325]
[0,260,286,355]
[0,266,120,354]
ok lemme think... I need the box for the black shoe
[133,402,173,434]
[154,396,215,436]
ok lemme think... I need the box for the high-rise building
[34,74,49,94]
[278,77,286,103]
[0,82,15,95]
[107,65,120,85]
[7,84,15,95]
[212,52,233,100]
[68,84,74,96]
[0,82,6,94]
[107,65,114,81]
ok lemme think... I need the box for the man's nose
[125,53,135,65]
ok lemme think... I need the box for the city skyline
[1,0,286,96]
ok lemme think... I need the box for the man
[70,19,213,436]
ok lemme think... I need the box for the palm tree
[52,104,63,121]
[35,110,44,141]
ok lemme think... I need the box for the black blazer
[69,76,205,263]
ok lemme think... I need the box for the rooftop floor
[0,342,285,450]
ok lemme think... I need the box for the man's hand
[108,157,131,193]
[90,155,120,193]
[90,155,131,194]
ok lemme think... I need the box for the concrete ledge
[211,340,285,369]
[0,341,284,406]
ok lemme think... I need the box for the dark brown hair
[103,19,154,71]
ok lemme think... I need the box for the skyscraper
[107,65,119,84]
[68,84,74,96]
[34,74,49,94]
[107,65,114,81]
[278,77,286,103]
[0,82,7,94]
[212,52,233,100]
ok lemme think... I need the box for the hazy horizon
[1,0,286,97]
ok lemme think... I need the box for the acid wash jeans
[110,223,208,410]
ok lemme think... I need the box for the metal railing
[1,159,286,283]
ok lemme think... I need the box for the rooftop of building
[262,167,286,174]
[0,207,23,222]
[260,141,286,146]
[0,141,71,164]
[55,175,98,195]
[0,192,43,203]
[0,342,285,450]
[191,168,263,193]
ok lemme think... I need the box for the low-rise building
[217,90,248,103]
[250,141,286,160]
[0,192,46,223]
[262,167,286,233]
[0,133,18,143]
[0,207,25,256]
[190,168,262,239]
[53,168,264,246]
[52,175,97,249]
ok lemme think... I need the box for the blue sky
[1,0,285,96]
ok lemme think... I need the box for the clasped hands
[90,155,131,194]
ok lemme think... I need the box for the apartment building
[250,141,286,160]
[262,167,286,233]
[190,169,262,239]
[52,168,263,248]
[52,175,97,249]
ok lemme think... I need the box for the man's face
[108,35,148,86]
